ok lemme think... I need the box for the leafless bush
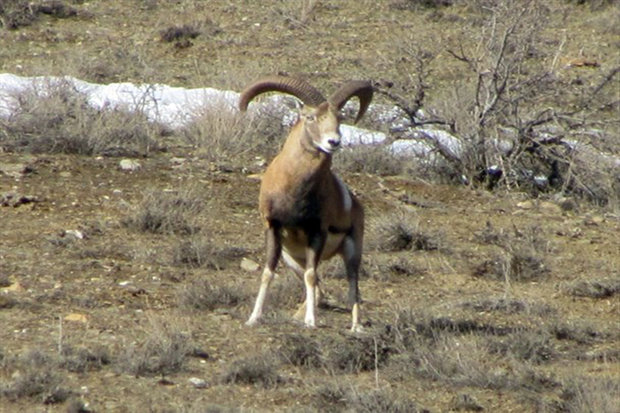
[379,0,619,206]
[0,80,165,156]
[0,0,79,29]
[117,318,193,377]
[312,381,422,413]
[473,223,551,282]
[122,187,204,235]
[0,350,70,404]
[220,353,281,388]
[181,100,284,163]
[562,277,620,299]
[178,279,249,311]
[371,211,440,252]
[335,145,405,176]
[173,237,245,269]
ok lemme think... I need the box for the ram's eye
[306,114,317,122]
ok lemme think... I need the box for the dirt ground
[1,1,619,412]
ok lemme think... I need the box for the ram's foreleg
[246,224,281,326]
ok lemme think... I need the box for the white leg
[304,268,317,328]
[246,267,275,326]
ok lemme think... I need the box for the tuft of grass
[488,330,555,364]
[277,333,322,368]
[371,212,440,252]
[0,80,165,156]
[0,0,79,29]
[312,382,422,413]
[220,353,281,388]
[117,319,193,377]
[173,238,245,269]
[335,145,405,176]
[160,24,201,42]
[562,278,620,299]
[0,350,71,404]
[178,279,248,312]
[122,187,204,235]
[460,297,556,317]
[60,345,111,373]
[181,100,285,163]
[321,333,391,374]
[558,376,620,413]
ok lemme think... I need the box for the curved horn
[239,76,326,111]
[329,80,374,123]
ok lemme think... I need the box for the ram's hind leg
[282,251,324,321]
[246,224,281,326]
[344,204,364,333]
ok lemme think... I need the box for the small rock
[188,377,208,389]
[64,313,88,323]
[540,201,563,215]
[64,229,86,240]
[119,159,141,172]
[240,257,260,272]
[516,200,534,209]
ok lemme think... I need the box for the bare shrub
[181,100,284,163]
[160,24,201,42]
[0,0,79,29]
[335,145,405,176]
[562,278,620,299]
[60,345,111,373]
[559,376,620,413]
[220,354,281,388]
[473,224,551,282]
[0,80,165,156]
[178,279,248,311]
[489,330,555,364]
[312,381,421,413]
[118,318,193,377]
[122,187,204,235]
[371,212,440,252]
[0,350,71,404]
[378,0,619,206]
[321,334,391,374]
[277,333,322,368]
[173,237,245,269]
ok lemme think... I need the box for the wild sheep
[239,76,373,332]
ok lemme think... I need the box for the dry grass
[0,350,70,404]
[0,79,166,156]
[219,353,282,388]
[122,187,205,235]
[117,317,194,377]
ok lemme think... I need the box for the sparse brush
[117,319,193,377]
[220,353,281,388]
[277,333,322,368]
[0,349,71,404]
[321,333,391,374]
[173,238,245,269]
[562,278,620,299]
[122,187,204,235]
[335,146,405,176]
[0,80,164,156]
[60,345,111,373]
[178,279,248,311]
[489,330,555,364]
[371,212,440,252]
[460,297,555,317]
[181,101,284,163]
[312,381,421,412]
[557,376,620,413]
